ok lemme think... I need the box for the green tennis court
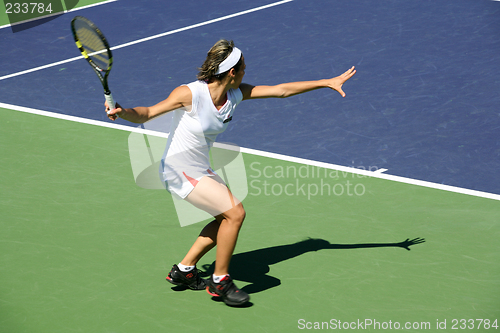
[1,107,498,332]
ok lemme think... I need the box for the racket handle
[105,92,116,112]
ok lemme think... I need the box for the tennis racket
[71,16,115,112]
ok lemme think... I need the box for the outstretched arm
[105,85,192,123]
[240,66,356,100]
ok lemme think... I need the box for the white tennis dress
[160,80,243,199]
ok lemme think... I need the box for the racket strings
[73,21,111,71]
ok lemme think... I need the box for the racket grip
[105,92,116,112]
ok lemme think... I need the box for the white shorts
[161,160,219,199]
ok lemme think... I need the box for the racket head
[71,16,113,90]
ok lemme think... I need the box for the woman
[106,39,356,306]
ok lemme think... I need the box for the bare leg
[182,175,246,276]
[180,219,220,266]
[212,206,245,276]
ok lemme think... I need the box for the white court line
[0,0,118,30]
[0,0,293,81]
[2,101,500,202]
[0,102,167,138]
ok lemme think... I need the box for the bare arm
[105,85,192,123]
[241,66,356,100]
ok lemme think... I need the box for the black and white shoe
[166,264,207,290]
[206,275,250,306]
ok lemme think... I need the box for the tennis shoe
[206,275,250,306]
[166,264,207,290]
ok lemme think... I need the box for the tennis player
[105,39,356,306]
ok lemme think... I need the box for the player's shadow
[199,237,425,294]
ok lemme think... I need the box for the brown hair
[197,39,243,81]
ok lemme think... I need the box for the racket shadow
[199,237,425,294]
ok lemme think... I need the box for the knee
[235,203,246,223]
[229,203,246,226]
[239,204,247,223]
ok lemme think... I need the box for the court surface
[1,0,499,332]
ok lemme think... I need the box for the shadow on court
[195,237,425,295]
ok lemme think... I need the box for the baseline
[2,101,499,202]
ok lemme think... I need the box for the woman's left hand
[327,66,356,97]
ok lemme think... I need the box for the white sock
[212,274,228,283]
[177,263,195,272]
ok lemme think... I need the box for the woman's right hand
[105,101,122,121]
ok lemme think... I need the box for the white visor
[215,47,242,75]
